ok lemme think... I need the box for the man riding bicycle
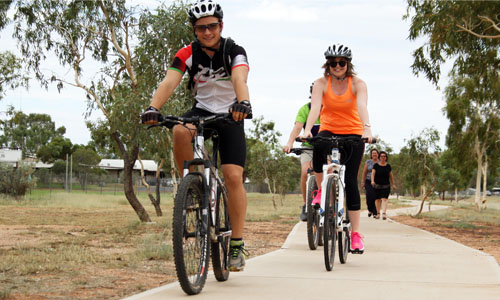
[141,0,251,272]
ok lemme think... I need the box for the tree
[0,107,66,157]
[246,116,300,207]
[71,147,101,190]
[399,128,441,215]
[444,69,500,209]
[405,0,500,85]
[11,0,194,222]
[0,1,29,99]
[36,136,73,163]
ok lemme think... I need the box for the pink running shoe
[311,189,322,206]
[350,232,364,254]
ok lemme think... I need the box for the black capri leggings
[312,131,365,211]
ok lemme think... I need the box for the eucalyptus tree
[0,106,66,157]
[399,128,441,215]
[246,116,300,208]
[445,69,500,209]
[405,0,500,85]
[11,0,193,222]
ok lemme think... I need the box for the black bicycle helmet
[324,44,352,61]
[188,0,224,24]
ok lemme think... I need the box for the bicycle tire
[306,175,320,250]
[323,176,337,271]
[211,186,231,281]
[338,185,350,264]
[172,174,209,295]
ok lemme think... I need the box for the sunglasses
[380,155,387,158]
[329,60,347,68]
[194,22,220,33]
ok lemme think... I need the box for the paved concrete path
[123,202,500,300]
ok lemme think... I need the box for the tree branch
[456,15,500,39]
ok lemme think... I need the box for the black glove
[141,106,162,125]
[230,100,252,118]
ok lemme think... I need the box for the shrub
[0,162,36,197]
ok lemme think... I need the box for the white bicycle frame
[183,133,230,240]
[319,148,347,232]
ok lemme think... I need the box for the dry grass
[0,190,301,299]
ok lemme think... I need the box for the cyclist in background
[283,83,320,221]
[141,0,251,272]
[302,44,373,254]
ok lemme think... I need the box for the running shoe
[300,204,307,222]
[228,240,248,272]
[350,232,364,254]
[311,189,322,206]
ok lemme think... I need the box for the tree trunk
[474,136,483,210]
[138,153,162,217]
[111,132,151,222]
[455,187,458,203]
[155,159,164,206]
[481,157,488,210]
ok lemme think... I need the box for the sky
[1,0,452,153]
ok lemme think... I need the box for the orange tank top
[319,76,363,135]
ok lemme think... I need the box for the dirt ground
[1,218,296,300]
[392,215,500,264]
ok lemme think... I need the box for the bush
[0,163,36,197]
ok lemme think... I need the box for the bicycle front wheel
[172,174,209,295]
[211,187,231,281]
[306,175,320,250]
[323,177,337,271]
[338,190,350,264]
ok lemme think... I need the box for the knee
[173,125,191,143]
[224,170,244,188]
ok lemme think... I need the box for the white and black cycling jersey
[169,38,249,114]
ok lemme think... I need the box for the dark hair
[322,59,356,78]
[370,148,379,156]
[379,151,388,161]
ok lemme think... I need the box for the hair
[370,148,379,157]
[322,59,356,78]
[379,151,388,161]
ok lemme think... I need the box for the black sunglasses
[329,60,347,68]
[194,22,220,33]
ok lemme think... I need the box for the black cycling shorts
[181,107,246,167]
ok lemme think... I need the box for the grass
[0,190,302,299]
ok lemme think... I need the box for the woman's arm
[353,77,373,142]
[389,171,396,189]
[361,163,368,188]
[371,169,376,186]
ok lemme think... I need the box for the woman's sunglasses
[329,60,347,68]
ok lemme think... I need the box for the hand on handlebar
[141,106,163,125]
[282,144,292,153]
[229,100,252,122]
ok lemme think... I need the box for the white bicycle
[298,136,376,271]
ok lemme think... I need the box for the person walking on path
[371,151,396,220]
[141,0,251,272]
[361,148,379,218]
[283,84,320,221]
[302,43,374,254]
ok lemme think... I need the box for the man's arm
[149,70,184,109]
[283,122,303,153]
[230,66,250,121]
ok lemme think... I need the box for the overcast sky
[1,0,451,152]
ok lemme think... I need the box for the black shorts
[375,187,391,199]
[181,108,246,167]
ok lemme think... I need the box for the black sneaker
[300,204,307,221]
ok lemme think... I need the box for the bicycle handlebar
[147,113,233,130]
[289,148,311,155]
[295,136,377,145]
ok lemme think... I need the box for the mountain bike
[289,148,321,250]
[147,113,233,295]
[299,136,376,271]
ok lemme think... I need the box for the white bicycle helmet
[188,0,223,24]
[324,44,352,61]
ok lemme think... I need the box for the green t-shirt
[296,103,320,147]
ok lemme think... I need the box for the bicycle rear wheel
[338,189,350,264]
[172,174,209,295]
[211,186,231,281]
[306,175,320,250]
[323,177,337,271]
